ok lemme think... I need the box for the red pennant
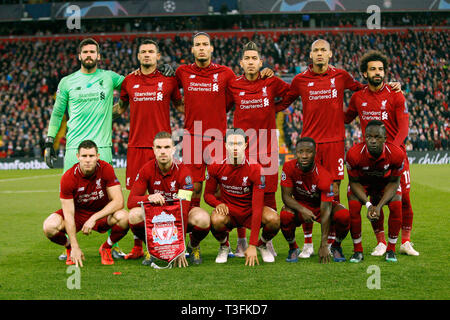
[141,200,187,265]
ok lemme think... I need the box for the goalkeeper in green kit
[44,38,127,259]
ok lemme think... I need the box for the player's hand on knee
[148,193,166,205]
[300,208,315,223]
[81,218,95,235]
[44,136,57,168]
[244,245,259,267]
[215,203,229,216]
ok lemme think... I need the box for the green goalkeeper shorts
[63,147,113,172]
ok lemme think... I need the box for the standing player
[113,39,184,260]
[344,50,418,256]
[204,129,280,266]
[175,32,273,261]
[281,39,400,258]
[280,137,350,263]
[345,121,405,263]
[42,140,129,267]
[44,38,127,260]
[126,131,210,266]
[227,41,289,257]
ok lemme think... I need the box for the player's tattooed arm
[112,99,129,119]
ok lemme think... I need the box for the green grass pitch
[0,164,448,300]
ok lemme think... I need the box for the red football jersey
[120,69,182,147]
[345,83,409,150]
[229,74,290,159]
[345,141,405,187]
[204,160,265,245]
[59,160,121,213]
[281,159,335,208]
[175,63,235,136]
[282,65,363,143]
[127,159,194,209]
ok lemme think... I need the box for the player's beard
[81,58,97,71]
[367,75,384,87]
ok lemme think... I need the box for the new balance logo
[154,181,161,185]
[221,176,227,181]
[77,187,85,192]
[189,75,196,79]
[133,84,140,89]
[307,82,314,87]
[239,92,245,96]
[362,102,367,107]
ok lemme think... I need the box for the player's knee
[333,208,350,227]
[189,208,210,229]
[129,208,144,225]
[43,214,62,237]
[280,208,295,227]
[114,209,129,227]
[210,211,228,228]
[263,208,280,229]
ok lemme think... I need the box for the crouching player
[346,120,405,263]
[280,137,350,264]
[204,129,280,266]
[126,131,210,267]
[43,140,129,267]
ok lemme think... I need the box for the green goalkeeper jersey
[48,69,124,150]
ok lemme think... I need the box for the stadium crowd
[0,28,448,159]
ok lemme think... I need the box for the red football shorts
[126,147,155,190]
[347,183,402,202]
[315,140,345,181]
[54,209,111,233]
[292,200,340,225]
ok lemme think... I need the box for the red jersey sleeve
[103,163,121,188]
[345,147,359,178]
[345,93,359,124]
[343,70,364,92]
[170,78,182,104]
[119,75,129,102]
[127,165,150,209]
[280,75,301,109]
[389,145,406,177]
[59,171,75,200]
[249,165,264,246]
[273,77,291,112]
[392,93,409,148]
[203,165,223,208]
[280,161,294,188]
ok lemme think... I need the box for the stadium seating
[0,25,448,158]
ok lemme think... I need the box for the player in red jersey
[204,129,280,266]
[43,140,129,267]
[281,39,401,258]
[127,131,210,266]
[280,137,350,264]
[114,39,184,260]
[226,41,289,257]
[345,121,405,263]
[345,50,418,256]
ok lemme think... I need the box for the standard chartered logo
[157,92,163,101]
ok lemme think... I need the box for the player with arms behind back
[42,140,129,267]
